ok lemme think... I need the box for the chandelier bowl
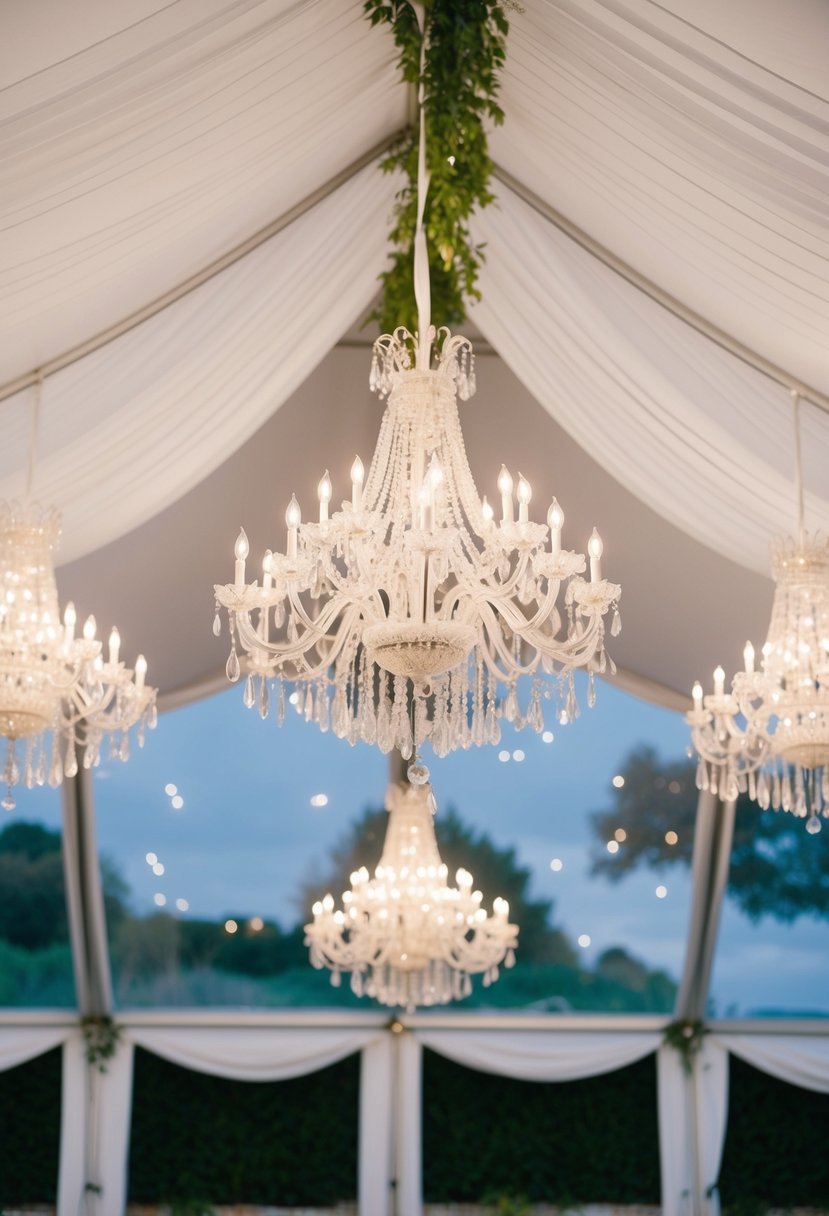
[362,621,477,683]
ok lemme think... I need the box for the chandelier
[305,776,518,1009]
[213,27,620,761]
[687,393,829,832]
[0,498,157,810]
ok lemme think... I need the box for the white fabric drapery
[0,162,397,565]
[658,1040,729,1216]
[0,0,403,383]
[714,1032,829,1092]
[86,1025,390,1216]
[492,0,829,398]
[398,1028,662,1216]
[470,181,829,577]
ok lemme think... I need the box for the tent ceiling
[1,0,827,708]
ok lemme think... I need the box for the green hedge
[422,1049,660,1205]
[128,1047,359,1206]
[0,1047,61,1205]
[719,1054,829,1211]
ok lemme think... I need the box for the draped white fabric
[713,1032,829,1093]
[0,0,403,382]
[0,163,397,565]
[658,1042,729,1216]
[129,1023,380,1079]
[470,183,829,577]
[0,1023,68,1070]
[492,0,829,398]
[397,1030,661,1216]
[416,1027,661,1080]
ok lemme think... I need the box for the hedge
[0,1047,61,1205]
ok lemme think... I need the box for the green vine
[81,1014,122,1073]
[663,1018,707,1075]
[364,0,516,334]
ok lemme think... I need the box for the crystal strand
[611,604,622,637]
[24,738,34,789]
[304,685,314,723]
[587,671,596,709]
[277,678,285,726]
[1,741,16,811]
[259,678,269,720]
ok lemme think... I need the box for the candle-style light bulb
[419,481,433,532]
[743,641,755,674]
[713,665,725,697]
[262,550,273,591]
[351,456,364,511]
[64,602,76,643]
[108,626,120,666]
[318,470,332,523]
[481,495,494,529]
[588,528,603,581]
[692,681,703,711]
[547,498,564,557]
[517,474,532,524]
[83,615,96,642]
[286,495,301,560]
[234,528,249,588]
[428,456,444,488]
[497,465,514,523]
[135,654,147,690]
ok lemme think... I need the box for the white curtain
[0,1023,68,1070]
[0,162,398,565]
[471,181,829,577]
[658,1040,729,1216]
[88,1026,389,1216]
[398,1028,661,1216]
[0,0,403,383]
[714,1031,829,1092]
[491,0,829,399]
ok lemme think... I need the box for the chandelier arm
[234,603,360,675]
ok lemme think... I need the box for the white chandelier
[213,30,620,761]
[0,499,157,810]
[687,393,829,832]
[305,776,518,1009]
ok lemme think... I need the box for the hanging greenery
[364,0,514,334]
[663,1017,707,1075]
[81,1014,122,1072]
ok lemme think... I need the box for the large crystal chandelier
[213,21,620,761]
[0,499,157,809]
[687,393,829,832]
[305,777,518,1009]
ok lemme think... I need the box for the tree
[589,746,829,922]
[296,801,576,965]
[0,820,130,950]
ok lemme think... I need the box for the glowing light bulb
[588,528,603,581]
[318,470,332,522]
[286,495,301,559]
[351,456,364,511]
[498,465,514,523]
[547,498,564,556]
[83,615,96,642]
[743,641,755,674]
[234,528,249,587]
[517,474,532,523]
[64,602,76,642]
[692,681,703,711]
[481,496,494,528]
[713,665,725,697]
[108,626,120,666]
[135,654,147,690]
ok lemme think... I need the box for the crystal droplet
[330,969,341,989]
[1,792,15,812]
[505,948,516,969]
[611,607,622,637]
[259,679,269,720]
[407,761,430,786]
[806,814,822,835]
[226,648,241,682]
[587,672,596,708]
[504,687,519,723]
[243,673,256,708]
[212,612,222,638]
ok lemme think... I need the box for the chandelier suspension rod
[25,371,42,503]
[492,164,829,420]
[791,389,806,550]
[411,2,431,367]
